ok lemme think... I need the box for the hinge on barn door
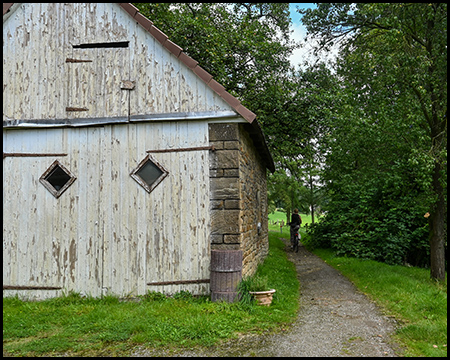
[121,80,135,90]
[120,81,135,122]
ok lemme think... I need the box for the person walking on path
[289,209,302,248]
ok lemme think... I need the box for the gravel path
[133,239,400,357]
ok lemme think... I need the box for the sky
[289,3,316,67]
[288,3,338,69]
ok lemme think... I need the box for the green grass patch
[312,248,447,357]
[3,231,299,357]
[268,210,314,236]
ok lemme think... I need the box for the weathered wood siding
[2,3,268,300]
[3,121,211,298]
[3,3,231,122]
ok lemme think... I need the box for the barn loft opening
[72,41,129,48]
[46,166,71,190]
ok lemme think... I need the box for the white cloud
[289,21,313,68]
[290,24,340,70]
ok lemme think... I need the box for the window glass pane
[40,160,76,198]
[46,165,72,191]
[136,160,164,187]
[131,155,168,193]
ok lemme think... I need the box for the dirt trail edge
[133,239,400,357]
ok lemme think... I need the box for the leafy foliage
[301,3,447,274]
[261,63,339,221]
[133,3,296,101]
[308,175,430,266]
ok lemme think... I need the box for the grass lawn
[2,231,299,357]
[268,209,313,235]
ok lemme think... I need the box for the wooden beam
[147,279,210,286]
[3,153,67,158]
[3,285,62,290]
[147,146,215,153]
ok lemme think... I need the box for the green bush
[173,290,194,301]
[237,277,255,306]
[306,176,434,267]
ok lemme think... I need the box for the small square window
[40,160,76,198]
[130,155,168,193]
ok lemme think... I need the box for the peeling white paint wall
[3,3,232,122]
[3,3,243,299]
[3,121,211,298]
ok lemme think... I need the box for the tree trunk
[429,160,446,281]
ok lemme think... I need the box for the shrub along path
[152,239,400,357]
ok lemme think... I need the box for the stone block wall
[209,123,269,278]
[238,125,269,277]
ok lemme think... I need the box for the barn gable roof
[3,3,275,172]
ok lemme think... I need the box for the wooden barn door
[64,44,132,297]
[66,44,130,119]
[98,122,212,298]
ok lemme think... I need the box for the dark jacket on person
[290,213,301,228]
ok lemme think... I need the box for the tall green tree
[133,3,296,101]
[301,3,447,279]
[267,169,305,223]
[255,63,339,224]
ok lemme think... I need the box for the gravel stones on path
[133,239,400,357]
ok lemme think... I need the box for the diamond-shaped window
[39,160,76,198]
[130,154,169,193]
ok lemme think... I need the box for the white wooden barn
[3,3,274,301]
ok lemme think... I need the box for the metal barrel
[210,250,243,302]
